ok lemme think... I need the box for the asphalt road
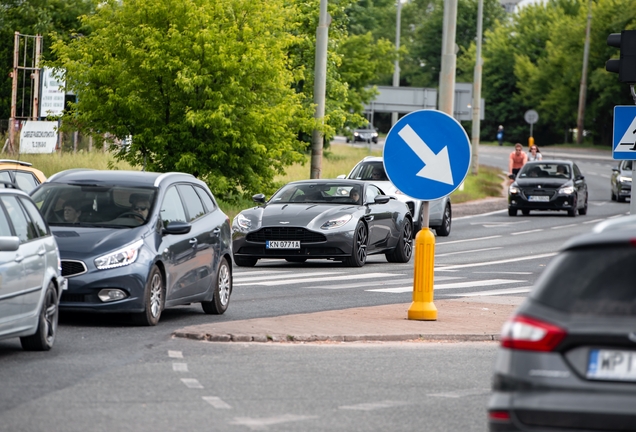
[0,145,626,432]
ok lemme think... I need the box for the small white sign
[19,121,58,154]
[524,109,539,125]
[39,68,66,118]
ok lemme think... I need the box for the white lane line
[233,270,292,276]
[173,363,188,372]
[551,224,578,229]
[511,229,544,235]
[436,247,502,257]
[428,388,490,398]
[471,220,526,226]
[181,378,204,389]
[435,252,557,270]
[230,414,318,430]
[366,279,524,293]
[454,209,507,220]
[339,400,409,411]
[583,218,605,224]
[587,171,598,175]
[235,272,401,287]
[234,271,340,283]
[436,235,501,245]
[305,276,462,290]
[203,396,232,409]
[609,214,628,219]
[447,287,533,297]
[168,350,183,358]
[473,271,532,275]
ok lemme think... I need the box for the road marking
[551,224,578,229]
[339,400,409,411]
[447,287,532,296]
[235,272,401,287]
[436,247,502,257]
[203,396,232,409]
[511,229,544,235]
[453,209,507,220]
[181,378,203,389]
[437,235,501,246]
[233,270,293,276]
[172,363,188,372]
[583,218,605,224]
[366,279,524,293]
[234,271,340,283]
[314,276,463,290]
[428,388,490,398]
[435,252,557,270]
[473,271,532,275]
[471,220,526,226]
[229,414,318,430]
[168,350,183,358]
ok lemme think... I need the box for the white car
[340,156,452,236]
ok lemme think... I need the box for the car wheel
[202,257,231,315]
[508,208,518,216]
[618,194,626,203]
[567,207,577,217]
[434,203,452,237]
[20,281,58,351]
[344,221,368,267]
[522,209,530,216]
[579,197,588,215]
[132,265,164,326]
[285,258,307,263]
[386,219,413,263]
[234,256,258,267]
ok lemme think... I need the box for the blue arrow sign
[613,106,636,160]
[383,110,471,201]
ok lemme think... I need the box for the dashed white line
[436,247,502,257]
[339,400,409,411]
[583,218,605,224]
[437,235,502,245]
[168,350,183,358]
[367,279,525,293]
[511,229,544,236]
[173,363,188,372]
[435,252,557,270]
[428,388,490,398]
[181,378,204,389]
[447,287,533,297]
[203,396,232,409]
[230,414,318,430]
[551,224,577,229]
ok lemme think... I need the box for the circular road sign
[524,109,539,125]
[383,110,471,201]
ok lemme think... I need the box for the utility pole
[438,0,458,116]
[310,0,330,179]
[576,0,592,145]
[470,0,483,175]
[391,0,403,126]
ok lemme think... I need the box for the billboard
[20,121,58,154]
[39,68,66,118]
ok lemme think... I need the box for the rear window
[531,245,636,316]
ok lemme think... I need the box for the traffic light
[606,30,636,83]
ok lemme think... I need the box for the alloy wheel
[149,273,163,318]
[218,263,231,306]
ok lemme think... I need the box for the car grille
[61,260,87,277]
[520,187,557,199]
[246,227,326,243]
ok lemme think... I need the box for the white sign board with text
[39,68,66,118]
[20,121,58,153]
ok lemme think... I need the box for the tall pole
[576,0,592,145]
[391,0,403,126]
[32,34,42,121]
[438,0,458,116]
[470,0,483,175]
[310,0,330,179]
[8,32,19,153]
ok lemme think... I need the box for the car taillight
[500,315,566,352]
[488,411,511,422]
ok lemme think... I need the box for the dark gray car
[488,216,636,431]
[610,159,632,202]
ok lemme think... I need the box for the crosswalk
[233,269,532,297]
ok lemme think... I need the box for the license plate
[266,240,300,249]
[587,349,636,382]
[528,195,550,202]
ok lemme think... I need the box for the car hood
[244,203,359,231]
[355,129,376,134]
[52,226,147,258]
[516,177,570,188]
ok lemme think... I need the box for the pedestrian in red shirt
[508,143,528,180]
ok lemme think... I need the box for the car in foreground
[488,215,636,431]
[232,179,413,267]
[0,159,46,192]
[340,156,451,236]
[507,160,587,217]
[30,170,232,326]
[0,182,65,350]
[346,125,379,144]
[610,159,632,202]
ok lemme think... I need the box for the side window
[0,171,12,188]
[0,204,13,236]
[177,184,206,222]
[195,186,216,212]
[624,160,632,171]
[573,164,582,179]
[20,198,49,237]
[14,172,38,192]
[160,186,187,226]
[0,195,36,242]
[365,185,381,203]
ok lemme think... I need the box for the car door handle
[37,247,46,256]
[14,254,24,263]
[189,238,198,246]
[365,215,374,222]
[211,228,221,236]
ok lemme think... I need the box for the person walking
[497,125,504,146]
[508,143,528,180]
[528,145,542,161]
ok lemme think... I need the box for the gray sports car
[232,179,413,267]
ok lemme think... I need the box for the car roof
[525,160,573,166]
[45,169,197,188]
[0,159,47,180]
[288,179,368,187]
[560,216,636,250]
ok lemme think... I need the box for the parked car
[0,181,65,350]
[488,215,636,431]
[232,179,413,267]
[0,159,46,192]
[30,170,232,326]
[339,156,451,236]
[610,159,632,202]
[346,125,379,144]
[507,160,588,217]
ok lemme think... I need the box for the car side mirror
[578,175,585,180]
[612,166,619,172]
[0,236,20,252]
[336,174,346,179]
[252,193,266,204]
[373,195,391,204]
[162,221,191,235]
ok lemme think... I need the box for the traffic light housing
[606,30,636,83]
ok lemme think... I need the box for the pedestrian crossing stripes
[365,279,524,294]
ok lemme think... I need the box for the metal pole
[32,34,42,121]
[310,0,330,179]
[438,0,458,116]
[470,0,483,175]
[8,32,19,154]
[576,0,592,145]
[631,84,636,215]
[391,0,402,126]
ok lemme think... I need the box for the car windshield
[348,161,388,181]
[270,183,362,204]
[31,183,157,228]
[518,163,571,179]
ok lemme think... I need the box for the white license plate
[266,240,300,249]
[587,349,636,382]
[528,195,550,202]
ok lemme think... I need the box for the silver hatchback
[0,184,65,350]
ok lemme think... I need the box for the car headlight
[321,214,352,230]
[559,186,575,194]
[234,213,252,229]
[94,239,144,270]
[509,185,519,194]
[372,133,378,137]
[619,175,632,183]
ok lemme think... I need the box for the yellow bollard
[528,136,535,148]
[408,228,437,320]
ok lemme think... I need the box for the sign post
[612,105,636,214]
[383,110,471,320]
[524,109,539,148]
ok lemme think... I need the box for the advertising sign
[39,68,66,118]
[19,121,58,154]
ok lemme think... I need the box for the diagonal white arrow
[398,124,454,185]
